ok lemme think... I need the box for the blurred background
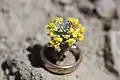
[0,0,120,80]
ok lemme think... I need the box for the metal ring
[41,45,83,74]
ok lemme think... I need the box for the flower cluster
[45,17,85,49]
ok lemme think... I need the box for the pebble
[77,0,95,11]
[58,0,73,4]
[95,0,116,19]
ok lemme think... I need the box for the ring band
[41,45,82,74]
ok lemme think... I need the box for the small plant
[45,17,85,61]
[42,17,85,74]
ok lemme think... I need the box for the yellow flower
[49,40,55,45]
[49,32,54,36]
[47,22,56,31]
[78,24,83,27]
[49,32,56,38]
[53,17,63,24]
[46,17,86,49]
[55,37,63,43]
[66,38,76,46]
[58,17,63,23]
[53,39,58,44]
[53,44,59,49]
[67,17,79,27]
[79,27,85,33]
[69,28,74,33]
[77,34,84,41]
[49,39,61,49]
[72,32,78,38]
[63,35,70,39]
[74,18,79,26]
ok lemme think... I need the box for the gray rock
[116,0,120,18]
[0,0,4,10]
[109,31,120,78]
[111,19,120,30]
[58,0,73,4]
[77,0,95,11]
[64,5,82,17]
[95,0,116,19]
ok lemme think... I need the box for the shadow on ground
[103,35,119,77]
[26,44,63,75]
[1,60,23,80]
[27,44,44,68]
[26,44,58,68]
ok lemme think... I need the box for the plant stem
[57,45,68,61]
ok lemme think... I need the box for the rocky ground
[0,0,120,80]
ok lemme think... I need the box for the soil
[56,50,76,65]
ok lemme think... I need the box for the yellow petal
[56,38,63,43]
[70,28,74,33]
[53,44,59,49]
[49,32,57,38]
[80,27,85,33]
[53,17,63,24]
[74,18,79,26]
[63,35,70,39]
[66,38,76,45]
[68,43,73,46]
[72,32,78,37]
[67,17,79,27]
[78,35,84,41]
[49,40,55,45]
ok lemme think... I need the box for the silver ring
[41,45,83,74]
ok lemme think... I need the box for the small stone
[5,69,9,75]
[77,0,95,11]
[9,76,15,80]
[97,50,104,57]
[95,0,116,19]
[58,0,73,4]
[12,67,17,73]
